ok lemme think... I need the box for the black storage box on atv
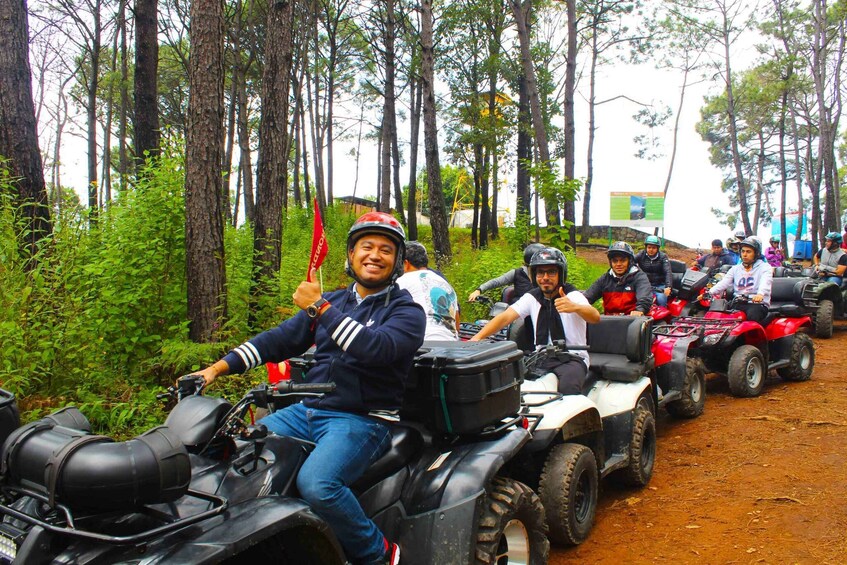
[0,389,20,450]
[403,340,525,434]
[676,269,710,301]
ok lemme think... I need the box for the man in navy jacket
[195,212,425,565]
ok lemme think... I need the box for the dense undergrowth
[1,156,606,437]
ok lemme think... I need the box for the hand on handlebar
[468,289,481,302]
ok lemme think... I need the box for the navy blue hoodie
[223,283,426,414]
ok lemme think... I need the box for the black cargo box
[677,269,709,300]
[1,388,21,452]
[403,340,525,434]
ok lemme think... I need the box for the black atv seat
[586,316,654,383]
[351,422,424,494]
[770,277,802,303]
[766,278,810,320]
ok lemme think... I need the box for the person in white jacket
[704,237,773,323]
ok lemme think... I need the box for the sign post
[609,192,665,228]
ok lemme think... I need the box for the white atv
[511,315,657,546]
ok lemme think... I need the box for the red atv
[659,294,815,397]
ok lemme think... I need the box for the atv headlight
[0,525,20,562]
[701,333,722,346]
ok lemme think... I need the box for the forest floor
[547,247,847,564]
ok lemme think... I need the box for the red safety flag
[307,198,328,281]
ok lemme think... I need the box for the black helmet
[523,242,546,265]
[529,247,568,283]
[345,211,406,286]
[738,237,762,259]
[607,241,635,264]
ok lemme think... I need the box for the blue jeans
[652,285,668,307]
[259,403,391,564]
[823,275,843,285]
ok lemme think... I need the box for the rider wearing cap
[193,211,425,565]
[583,242,653,316]
[468,242,545,304]
[634,235,673,307]
[765,236,785,267]
[813,232,847,284]
[472,247,599,395]
[705,237,773,323]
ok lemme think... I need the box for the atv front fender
[730,321,768,346]
[654,333,700,393]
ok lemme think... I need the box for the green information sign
[609,192,665,227]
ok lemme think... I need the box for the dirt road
[550,322,847,564]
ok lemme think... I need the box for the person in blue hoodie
[695,239,737,274]
[194,211,425,565]
[704,237,773,323]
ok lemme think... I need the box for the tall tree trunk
[118,0,129,188]
[516,74,531,220]
[581,35,599,243]
[253,0,295,310]
[134,0,160,164]
[0,0,51,265]
[563,0,577,248]
[720,12,752,235]
[237,53,255,222]
[421,0,451,266]
[407,74,422,240]
[381,0,400,216]
[86,0,102,222]
[512,0,563,237]
[185,0,227,342]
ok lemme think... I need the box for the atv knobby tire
[666,357,707,419]
[475,476,550,564]
[538,443,599,546]
[777,332,815,382]
[727,345,766,397]
[815,299,834,339]
[617,398,656,487]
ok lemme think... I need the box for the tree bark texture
[185,0,227,342]
[421,0,451,266]
[254,0,295,286]
[511,0,561,228]
[134,0,160,164]
[0,0,51,264]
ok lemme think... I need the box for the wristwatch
[306,298,328,319]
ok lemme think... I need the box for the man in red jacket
[583,241,653,315]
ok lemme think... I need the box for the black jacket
[634,250,673,288]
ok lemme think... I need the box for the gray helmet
[738,236,762,259]
[529,247,568,283]
[607,241,635,267]
[523,242,546,265]
[734,229,747,239]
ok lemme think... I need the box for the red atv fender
[765,316,812,340]
[727,321,768,346]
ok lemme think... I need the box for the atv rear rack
[0,485,227,546]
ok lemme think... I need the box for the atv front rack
[0,485,227,546]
